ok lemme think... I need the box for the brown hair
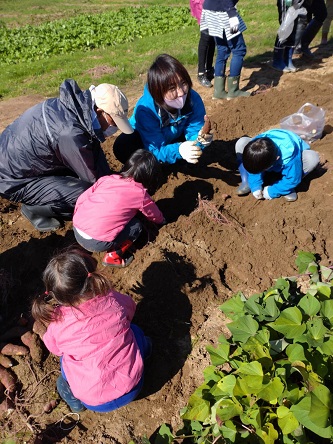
[147,53,193,107]
[31,245,111,325]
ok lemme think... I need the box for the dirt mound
[1,43,333,443]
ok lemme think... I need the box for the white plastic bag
[280,103,325,143]
[277,6,307,44]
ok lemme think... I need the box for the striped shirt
[200,9,247,40]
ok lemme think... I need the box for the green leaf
[295,251,317,274]
[277,406,299,435]
[306,318,328,346]
[319,336,333,355]
[212,374,236,397]
[298,294,321,316]
[220,292,246,320]
[207,343,230,366]
[234,362,264,395]
[320,299,333,325]
[286,343,307,362]
[227,315,259,343]
[244,293,261,316]
[257,422,279,444]
[290,385,332,438]
[257,377,284,403]
[154,424,174,444]
[181,393,210,422]
[220,420,237,442]
[214,397,243,421]
[268,307,306,339]
[262,296,280,321]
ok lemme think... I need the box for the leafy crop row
[0,6,194,65]
[143,251,333,443]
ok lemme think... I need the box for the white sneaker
[284,192,298,202]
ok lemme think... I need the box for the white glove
[253,190,264,200]
[197,130,213,147]
[229,16,239,34]
[263,186,272,200]
[179,141,202,164]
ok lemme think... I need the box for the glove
[197,130,213,147]
[229,16,239,34]
[253,190,264,200]
[292,0,304,9]
[263,186,272,200]
[179,141,202,164]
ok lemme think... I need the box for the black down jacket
[0,79,111,198]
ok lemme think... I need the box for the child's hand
[253,190,263,200]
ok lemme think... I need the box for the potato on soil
[0,365,17,392]
[21,331,44,363]
[32,320,47,338]
[43,399,58,413]
[1,343,29,356]
[0,353,13,368]
[0,397,14,416]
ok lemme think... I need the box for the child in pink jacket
[73,149,165,267]
[32,246,151,413]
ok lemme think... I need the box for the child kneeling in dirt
[235,129,320,202]
[73,149,165,268]
[32,246,151,413]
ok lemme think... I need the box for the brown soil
[1,43,333,443]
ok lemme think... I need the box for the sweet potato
[200,115,212,135]
[0,365,17,392]
[0,353,13,368]
[1,343,29,356]
[0,398,14,416]
[21,331,43,363]
[32,320,47,338]
[43,399,58,413]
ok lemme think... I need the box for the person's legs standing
[198,30,214,87]
[212,35,229,99]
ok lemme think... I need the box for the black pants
[5,175,91,218]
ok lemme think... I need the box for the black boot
[21,204,62,232]
[197,73,212,88]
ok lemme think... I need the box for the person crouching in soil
[235,128,320,201]
[32,246,152,413]
[72,149,166,268]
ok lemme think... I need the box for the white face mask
[103,125,118,138]
[164,94,187,109]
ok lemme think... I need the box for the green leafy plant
[150,251,333,443]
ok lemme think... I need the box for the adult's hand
[229,16,240,34]
[179,141,202,164]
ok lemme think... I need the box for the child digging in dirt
[31,246,151,413]
[235,128,320,201]
[73,149,165,268]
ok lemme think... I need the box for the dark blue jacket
[0,79,110,197]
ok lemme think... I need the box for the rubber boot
[236,154,250,195]
[284,47,297,72]
[227,76,250,99]
[212,76,228,99]
[21,204,61,232]
[102,240,134,267]
[272,47,289,72]
[301,18,323,58]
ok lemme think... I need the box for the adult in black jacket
[0,79,133,232]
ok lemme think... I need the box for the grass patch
[0,0,278,100]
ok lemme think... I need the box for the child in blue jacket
[235,129,319,202]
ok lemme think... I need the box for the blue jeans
[214,32,247,77]
[56,324,151,413]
